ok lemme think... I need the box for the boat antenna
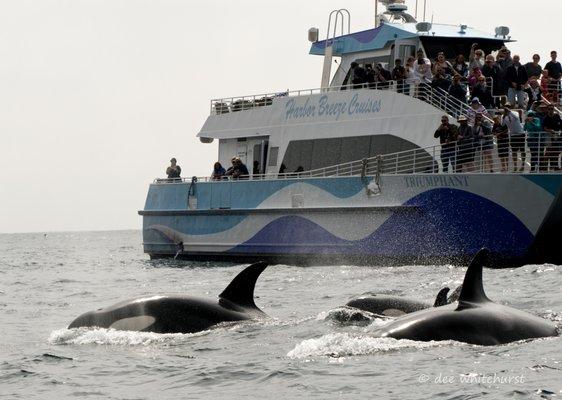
[423,0,427,22]
[415,0,418,20]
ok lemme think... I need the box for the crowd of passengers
[346,44,562,110]
[434,101,562,173]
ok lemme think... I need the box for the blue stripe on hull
[227,189,534,258]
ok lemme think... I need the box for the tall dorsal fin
[433,287,450,307]
[219,262,268,309]
[456,249,491,309]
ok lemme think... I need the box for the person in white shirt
[502,105,525,172]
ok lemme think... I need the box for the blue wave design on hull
[228,189,534,258]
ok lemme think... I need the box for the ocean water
[0,230,560,399]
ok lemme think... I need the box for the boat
[139,1,562,266]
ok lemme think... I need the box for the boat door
[247,137,269,176]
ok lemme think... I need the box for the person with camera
[434,115,459,173]
[505,55,529,109]
[392,59,407,93]
[166,158,182,180]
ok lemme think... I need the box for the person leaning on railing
[473,114,493,172]
[502,104,526,172]
[492,115,510,172]
[524,111,543,172]
[542,104,562,171]
[434,115,458,173]
[457,115,475,173]
[211,162,226,180]
[166,158,182,180]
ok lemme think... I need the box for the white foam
[48,327,209,346]
[287,332,453,359]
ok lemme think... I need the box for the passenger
[473,113,493,172]
[365,64,376,88]
[524,111,543,172]
[405,57,418,95]
[524,80,542,111]
[502,104,526,172]
[495,47,513,98]
[467,66,483,92]
[544,51,562,103]
[482,55,501,99]
[375,63,392,89]
[434,115,458,173]
[252,160,260,176]
[456,115,475,172]
[524,54,543,81]
[469,43,485,71]
[467,98,489,127]
[431,67,451,92]
[505,55,529,109]
[541,70,554,102]
[542,104,562,171]
[225,157,249,179]
[452,54,468,78]
[414,53,432,100]
[492,115,509,172]
[211,162,226,180]
[471,76,494,109]
[392,59,407,94]
[448,75,467,104]
[350,62,366,89]
[433,52,453,77]
[166,158,182,180]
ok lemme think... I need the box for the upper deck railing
[155,131,561,185]
[209,77,499,116]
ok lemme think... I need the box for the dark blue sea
[0,230,560,399]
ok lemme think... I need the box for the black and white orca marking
[68,262,269,334]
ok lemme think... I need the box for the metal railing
[154,131,562,184]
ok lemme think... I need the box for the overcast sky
[1,0,560,233]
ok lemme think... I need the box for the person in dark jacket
[505,55,529,109]
[481,55,501,104]
[392,59,407,93]
[471,76,494,109]
[456,115,475,172]
[225,157,249,180]
[448,74,467,104]
[211,162,226,180]
[166,158,181,180]
[434,115,459,172]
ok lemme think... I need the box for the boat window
[267,147,279,167]
[281,134,429,173]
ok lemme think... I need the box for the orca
[345,286,459,317]
[68,262,268,334]
[375,249,559,345]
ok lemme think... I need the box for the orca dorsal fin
[219,262,268,309]
[456,249,491,309]
[433,287,450,307]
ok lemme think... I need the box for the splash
[48,327,210,346]
[287,332,454,359]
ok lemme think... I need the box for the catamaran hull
[139,174,562,266]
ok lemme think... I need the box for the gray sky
[1,0,560,233]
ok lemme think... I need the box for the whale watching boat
[139,1,562,266]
